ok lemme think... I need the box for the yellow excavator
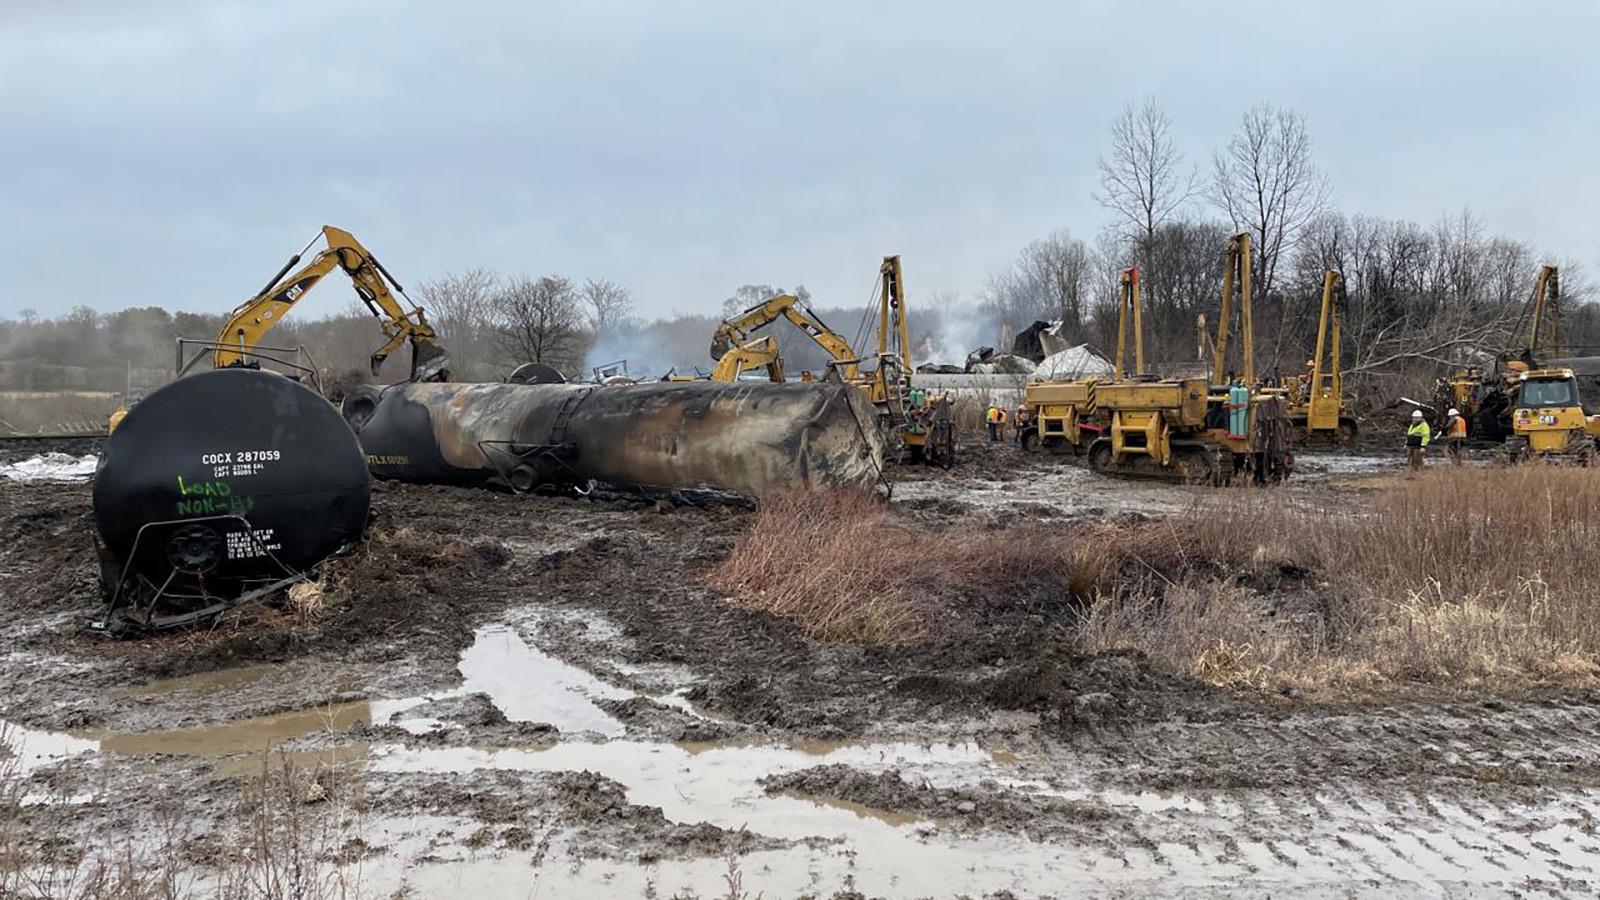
[709,335,787,383]
[707,257,954,464]
[111,227,448,433]
[709,293,860,383]
[215,225,450,382]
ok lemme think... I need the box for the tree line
[984,100,1600,397]
[2,99,1595,401]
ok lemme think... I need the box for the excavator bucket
[407,342,451,383]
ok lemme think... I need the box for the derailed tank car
[341,380,885,496]
[92,369,371,629]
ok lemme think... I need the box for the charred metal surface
[342,380,885,495]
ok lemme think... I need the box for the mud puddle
[893,460,1192,521]
[0,622,652,778]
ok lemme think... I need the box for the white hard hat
[1447,408,1459,416]
[1411,410,1423,418]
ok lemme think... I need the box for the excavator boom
[709,293,861,382]
[214,226,450,382]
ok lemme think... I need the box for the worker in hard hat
[1442,406,1468,465]
[1405,409,1432,472]
[985,404,1000,442]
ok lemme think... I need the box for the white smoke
[916,293,993,368]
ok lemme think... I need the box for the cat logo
[284,284,304,301]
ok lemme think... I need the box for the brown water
[10,618,1600,897]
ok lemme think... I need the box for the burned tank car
[92,368,371,615]
[341,380,886,496]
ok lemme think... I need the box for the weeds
[1085,466,1600,691]
[1,722,369,900]
[709,489,1141,644]
[719,467,1600,694]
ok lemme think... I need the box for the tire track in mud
[995,699,1600,895]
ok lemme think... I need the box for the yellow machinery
[110,226,449,433]
[1503,265,1600,461]
[1022,266,1219,480]
[709,335,785,383]
[1437,265,1597,460]
[706,257,954,464]
[1282,270,1358,442]
[1508,367,1600,462]
[1023,266,1144,454]
[216,226,450,382]
[1212,233,1254,386]
[710,292,860,384]
[1020,240,1292,483]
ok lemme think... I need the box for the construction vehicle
[706,257,955,465]
[710,292,860,384]
[1022,266,1220,480]
[709,335,786,383]
[1281,270,1358,443]
[1435,265,1599,462]
[214,226,450,383]
[865,256,956,466]
[1506,367,1600,462]
[1501,267,1600,461]
[1019,237,1292,483]
[111,226,449,433]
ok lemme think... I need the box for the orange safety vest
[996,407,1008,423]
[1448,416,1467,439]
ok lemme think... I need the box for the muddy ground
[3,440,1599,898]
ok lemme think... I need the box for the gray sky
[2,0,1596,322]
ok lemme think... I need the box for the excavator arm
[709,294,861,382]
[709,336,786,383]
[214,226,450,382]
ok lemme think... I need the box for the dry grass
[1081,465,1600,692]
[719,467,1600,695]
[708,489,1193,645]
[2,725,368,900]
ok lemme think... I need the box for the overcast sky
[2,0,1596,323]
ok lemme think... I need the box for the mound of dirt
[549,770,788,860]
[760,764,1120,840]
[594,696,747,743]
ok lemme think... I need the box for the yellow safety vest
[1407,421,1431,446]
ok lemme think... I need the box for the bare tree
[415,268,499,380]
[1096,98,1199,255]
[980,231,1092,340]
[1210,105,1331,305]
[1020,232,1092,330]
[492,275,589,373]
[579,278,633,334]
[1210,105,1331,368]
